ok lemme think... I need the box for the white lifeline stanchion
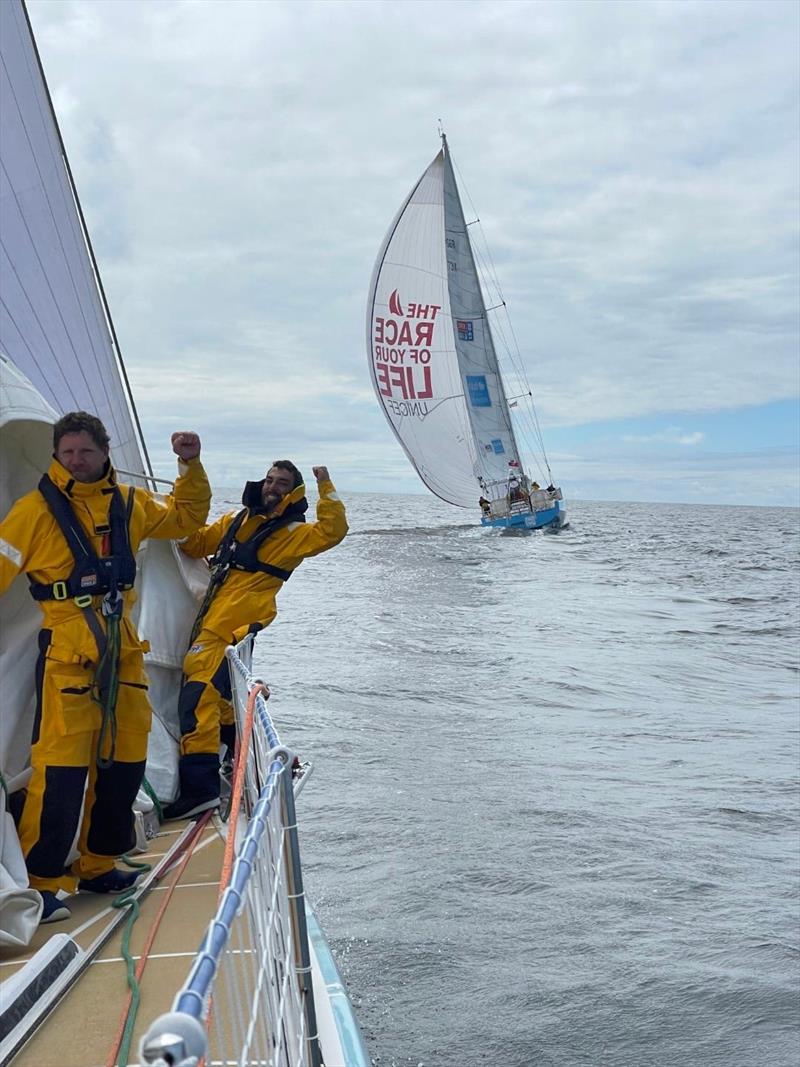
[140,636,321,1067]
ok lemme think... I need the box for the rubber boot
[220,723,237,760]
[162,753,221,821]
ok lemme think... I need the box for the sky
[27,0,800,507]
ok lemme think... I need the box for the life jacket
[210,499,307,583]
[186,491,307,647]
[27,474,137,604]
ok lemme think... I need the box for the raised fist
[171,431,201,461]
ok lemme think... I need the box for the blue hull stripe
[481,502,564,530]
[305,902,370,1066]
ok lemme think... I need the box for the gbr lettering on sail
[372,291,440,416]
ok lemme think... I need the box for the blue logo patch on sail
[466,375,491,407]
[491,439,505,454]
[457,320,474,341]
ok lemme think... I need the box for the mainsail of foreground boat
[367,134,565,531]
[0,2,367,1064]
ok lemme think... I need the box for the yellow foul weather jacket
[0,455,211,894]
[0,456,212,655]
[179,478,348,642]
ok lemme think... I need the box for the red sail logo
[372,297,442,411]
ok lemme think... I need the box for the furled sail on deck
[0,0,149,478]
[366,139,522,507]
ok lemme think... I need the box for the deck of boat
[1,818,222,1067]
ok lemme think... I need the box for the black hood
[241,479,308,521]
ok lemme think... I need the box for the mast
[367,137,544,507]
[440,135,524,486]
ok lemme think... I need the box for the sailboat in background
[0,2,367,1064]
[367,134,565,531]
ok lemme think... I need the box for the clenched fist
[312,466,330,483]
[171,431,201,461]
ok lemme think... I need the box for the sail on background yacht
[367,135,565,530]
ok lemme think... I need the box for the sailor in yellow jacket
[163,460,347,819]
[0,411,211,922]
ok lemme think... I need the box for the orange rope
[217,681,268,903]
[200,680,269,1057]
[104,810,213,1067]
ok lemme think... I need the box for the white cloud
[622,428,705,446]
[24,0,800,504]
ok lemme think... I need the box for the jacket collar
[266,482,306,518]
[241,480,307,519]
[47,457,117,498]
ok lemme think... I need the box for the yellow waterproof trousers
[18,628,152,895]
[178,629,235,757]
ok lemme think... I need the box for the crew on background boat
[0,412,210,923]
[164,461,348,820]
[507,475,525,505]
[479,496,492,517]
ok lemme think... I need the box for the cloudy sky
[27,0,799,506]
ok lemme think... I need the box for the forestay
[366,138,522,507]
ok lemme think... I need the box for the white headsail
[0,0,149,478]
[0,0,195,803]
[367,137,523,507]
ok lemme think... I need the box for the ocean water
[234,491,799,1067]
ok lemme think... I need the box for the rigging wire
[449,152,555,483]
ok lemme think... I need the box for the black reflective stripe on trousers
[210,653,233,702]
[177,653,233,737]
[177,680,206,736]
[86,758,145,856]
[25,765,87,878]
[31,628,52,747]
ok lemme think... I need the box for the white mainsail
[0,0,149,478]
[367,137,522,507]
[0,0,202,807]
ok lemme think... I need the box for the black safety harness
[29,475,137,605]
[30,474,138,768]
[188,500,305,646]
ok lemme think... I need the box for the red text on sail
[373,301,440,401]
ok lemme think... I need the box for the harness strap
[28,476,137,602]
[187,507,298,646]
[34,480,137,768]
[232,560,292,581]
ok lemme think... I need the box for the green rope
[92,613,121,770]
[109,857,153,1066]
[111,887,143,1067]
[139,775,164,823]
[121,854,152,871]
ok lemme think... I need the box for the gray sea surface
[217,490,800,1067]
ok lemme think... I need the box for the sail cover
[0,0,148,477]
[367,144,521,507]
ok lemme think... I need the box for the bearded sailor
[164,461,348,820]
[0,411,211,923]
